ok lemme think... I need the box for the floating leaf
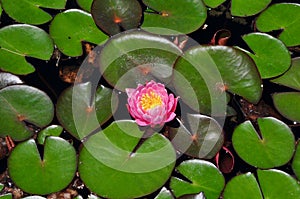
[79,120,176,198]
[56,82,117,140]
[256,3,300,47]
[242,33,291,79]
[271,58,300,91]
[173,46,262,115]
[0,194,12,199]
[142,0,206,35]
[0,24,54,75]
[203,0,226,8]
[170,159,224,199]
[292,142,300,180]
[223,173,263,199]
[99,30,181,91]
[257,169,300,199]
[50,9,108,57]
[0,72,23,90]
[8,137,77,195]
[155,187,174,199]
[91,0,142,35]
[273,92,300,123]
[169,114,223,159]
[37,125,63,145]
[0,85,54,141]
[76,0,93,12]
[231,0,271,17]
[232,117,295,168]
[1,0,66,25]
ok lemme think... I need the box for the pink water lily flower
[126,80,179,127]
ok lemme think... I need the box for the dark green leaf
[273,92,300,122]
[0,194,12,199]
[231,0,271,17]
[292,142,300,180]
[203,0,226,8]
[76,0,93,12]
[37,125,63,145]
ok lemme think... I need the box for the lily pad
[271,58,300,91]
[168,114,223,159]
[79,120,176,198]
[155,187,174,199]
[0,85,54,141]
[170,159,224,199]
[76,0,93,12]
[56,82,117,140]
[1,0,66,25]
[142,0,207,35]
[242,33,291,79]
[203,0,226,8]
[272,92,300,123]
[37,125,63,145]
[22,196,46,199]
[232,117,295,168]
[231,0,271,17]
[223,173,263,199]
[257,169,300,199]
[292,142,300,180]
[99,30,182,91]
[256,3,300,47]
[0,24,54,75]
[91,0,142,35]
[0,194,12,199]
[173,46,262,115]
[49,9,108,57]
[0,72,23,90]
[8,137,77,195]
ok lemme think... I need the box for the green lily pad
[37,125,63,145]
[271,58,300,91]
[256,3,300,47]
[79,120,176,198]
[231,0,271,17]
[8,137,77,195]
[0,194,12,199]
[1,0,66,25]
[0,85,54,141]
[257,169,300,199]
[155,187,174,199]
[203,0,226,8]
[142,0,207,35]
[170,159,224,199]
[76,0,93,12]
[56,82,117,140]
[49,9,108,57]
[223,173,263,199]
[173,46,262,115]
[99,30,181,91]
[0,24,54,75]
[169,114,223,159]
[272,92,300,123]
[242,33,291,79]
[292,142,300,180]
[232,117,295,169]
[91,0,142,36]
[0,72,23,89]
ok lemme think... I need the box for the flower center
[140,91,162,111]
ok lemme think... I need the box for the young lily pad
[231,0,271,17]
[256,3,300,47]
[79,120,176,198]
[0,72,23,89]
[242,33,291,79]
[155,187,174,199]
[1,0,66,25]
[203,0,226,8]
[0,85,54,141]
[99,30,182,91]
[91,0,142,36]
[272,92,300,123]
[142,0,207,35]
[56,82,117,140]
[292,142,300,180]
[223,173,263,199]
[170,159,224,199]
[173,46,262,115]
[37,125,63,145]
[271,58,300,91]
[232,117,295,169]
[49,9,108,57]
[76,0,93,12]
[168,114,223,159]
[8,137,77,195]
[257,169,300,199]
[0,24,54,75]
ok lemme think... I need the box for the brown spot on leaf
[17,114,26,121]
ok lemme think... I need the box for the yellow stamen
[140,91,162,111]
